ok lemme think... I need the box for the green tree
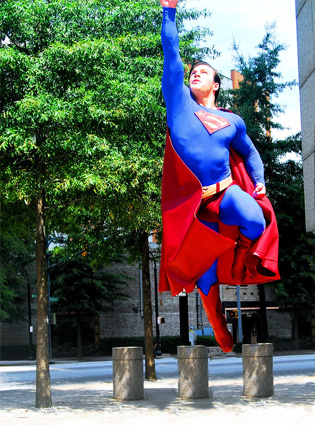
[1,0,214,406]
[223,24,295,176]
[269,134,315,347]
[221,25,315,341]
[50,256,127,358]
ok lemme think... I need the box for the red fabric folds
[159,132,280,295]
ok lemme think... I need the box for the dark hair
[189,61,221,102]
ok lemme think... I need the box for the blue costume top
[161,7,265,188]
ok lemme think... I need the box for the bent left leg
[220,185,265,240]
[220,185,265,282]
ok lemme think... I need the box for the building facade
[1,254,295,360]
[295,0,315,234]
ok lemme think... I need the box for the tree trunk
[140,232,156,381]
[35,189,52,408]
[258,285,268,342]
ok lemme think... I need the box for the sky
[187,0,301,140]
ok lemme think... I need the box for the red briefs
[197,182,236,223]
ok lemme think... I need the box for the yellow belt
[202,175,233,199]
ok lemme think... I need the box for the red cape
[159,131,280,296]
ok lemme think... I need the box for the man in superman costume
[158,0,280,353]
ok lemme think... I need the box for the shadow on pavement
[1,377,315,413]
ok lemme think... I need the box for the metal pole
[27,278,34,360]
[237,285,243,343]
[46,235,65,362]
[47,251,52,361]
[179,292,189,345]
[139,264,144,318]
[195,292,199,329]
[153,261,162,356]
[199,295,204,333]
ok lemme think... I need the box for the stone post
[112,346,144,400]
[242,343,274,398]
[177,345,209,399]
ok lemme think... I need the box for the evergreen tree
[220,24,315,341]
[50,256,128,358]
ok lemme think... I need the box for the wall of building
[98,260,290,344]
[0,258,299,358]
[296,0,315,234]
[267,310,292,339]
[99,263,210,339]
[0,320,32,346]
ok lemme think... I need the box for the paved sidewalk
[1,368,315,425]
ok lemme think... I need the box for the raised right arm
[161,2,188,118]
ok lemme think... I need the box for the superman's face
[189,65,219,101]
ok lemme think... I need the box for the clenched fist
[253,182,266,199]
[160,0,178,8]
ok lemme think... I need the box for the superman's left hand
[253,182,266,199]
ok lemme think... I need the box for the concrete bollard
[112,346,144,400]
[242,343,274,398]
[177,345,210,399]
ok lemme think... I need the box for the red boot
[231,233,254,283]
[199,284,233,353]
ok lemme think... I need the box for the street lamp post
[46,235,65,361]
[195,292,199,329]
[179,291,189,345]
[47,255,52,361]
[27,275,34,360]
[237,285,243,343]
[153,260,162,356]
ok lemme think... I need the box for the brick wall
[0,257,297,352]
[267,310,292,339]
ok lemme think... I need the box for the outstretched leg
[196,220,233,352]
[198,284,234,353]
